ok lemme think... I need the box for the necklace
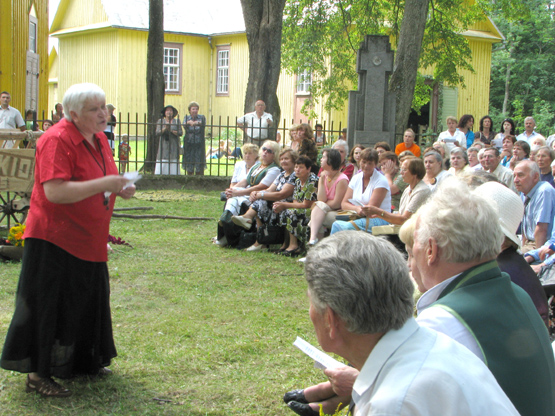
[83,138,109,210]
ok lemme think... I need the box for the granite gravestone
[347,35,396,149]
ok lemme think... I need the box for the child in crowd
[118,134,132,173]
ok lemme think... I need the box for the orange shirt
[395,142,421,157]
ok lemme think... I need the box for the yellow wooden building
[50,0,502,136]
[0,0,49,119]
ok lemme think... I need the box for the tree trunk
[389,0,430,137]
[240,0,286,137]
[502,62,511,116]
[145,0,165,173]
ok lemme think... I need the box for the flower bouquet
[1,223,26,261]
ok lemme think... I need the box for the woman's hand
[249,191,260,202]
[361,205,380,218]
[273,201,286,213]
[381,160,396,176]
[103,175,131,194]
[118,184,136,199]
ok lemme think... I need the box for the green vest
[246,162,278,186]
[431,260,555,416]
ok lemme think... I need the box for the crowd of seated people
[211,115,555,416]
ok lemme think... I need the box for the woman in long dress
[155,105,182,175]
[182,101,206,175]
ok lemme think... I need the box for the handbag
[257,224,285,246]
[335,210,361,222]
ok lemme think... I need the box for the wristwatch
[260,192,265,199]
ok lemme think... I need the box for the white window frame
[163,43,182,94]
[29,16,37,53]
[296,70,312,95]
[216,45,230,96]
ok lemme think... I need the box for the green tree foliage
[489,0,555,134]
[282,0,525,120]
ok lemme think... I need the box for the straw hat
[474,181,523,248]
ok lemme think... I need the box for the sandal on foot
[25,375,72,398]
[281,247,302,258]
[231,215,253,230]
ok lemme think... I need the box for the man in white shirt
[237,100,273,146]
[300,231,519,416]
[0,91,26,149]
[517,116,545,143]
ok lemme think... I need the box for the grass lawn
[0,189,347,415]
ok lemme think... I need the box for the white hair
[333,139,349,155]
[62,83,106,122]
[305,231,414,334]
[415,177,503,263]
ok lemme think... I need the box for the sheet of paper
[104,171,142,198]
[293,337,344,370]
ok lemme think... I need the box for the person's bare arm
[535,223,549,248]
[323,366,359,397]
[43,176,130,204]
[341,187,362,214]
[326,179,349,211]
[253,183,294,202]
[365,188,388,211]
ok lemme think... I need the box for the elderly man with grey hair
[482,147,516,191]
[514,159,555,250]
[413,178,555,416]
[301,231,519,416]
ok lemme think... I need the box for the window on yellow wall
[163,43,183,94]
[297,70,312,95]
[216,46,230,96]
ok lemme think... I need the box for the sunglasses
[262,147,274,154]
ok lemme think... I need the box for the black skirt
[1,238,117,378]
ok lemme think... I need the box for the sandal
[25,375,72,397]
[281,247,302,258]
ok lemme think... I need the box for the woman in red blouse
[1,83,135,397]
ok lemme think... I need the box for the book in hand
[293,337,344,370]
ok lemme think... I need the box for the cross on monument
[347,35,396,149]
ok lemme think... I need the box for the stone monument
[347,35,396,149]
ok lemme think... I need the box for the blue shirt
[521,181,555,241]
[517,131,543,144]
[466,130,475,149]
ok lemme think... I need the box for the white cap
[474,181,524,248]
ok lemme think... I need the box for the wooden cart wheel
[0,192,31,230]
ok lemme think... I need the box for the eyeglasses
[262,147,274,154]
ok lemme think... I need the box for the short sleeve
[261,166,280,186]
[406,185,431,213]
[36,134,74,184]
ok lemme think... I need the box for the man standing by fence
[0,91,26,149]
[237,100,273,146]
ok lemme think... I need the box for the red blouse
[25,118,118,262]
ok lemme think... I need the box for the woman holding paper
[0,83,135,397]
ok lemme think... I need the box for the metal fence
[29,112,348,176]
[27,111,436,176]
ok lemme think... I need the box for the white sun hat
[474,181,524,248]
